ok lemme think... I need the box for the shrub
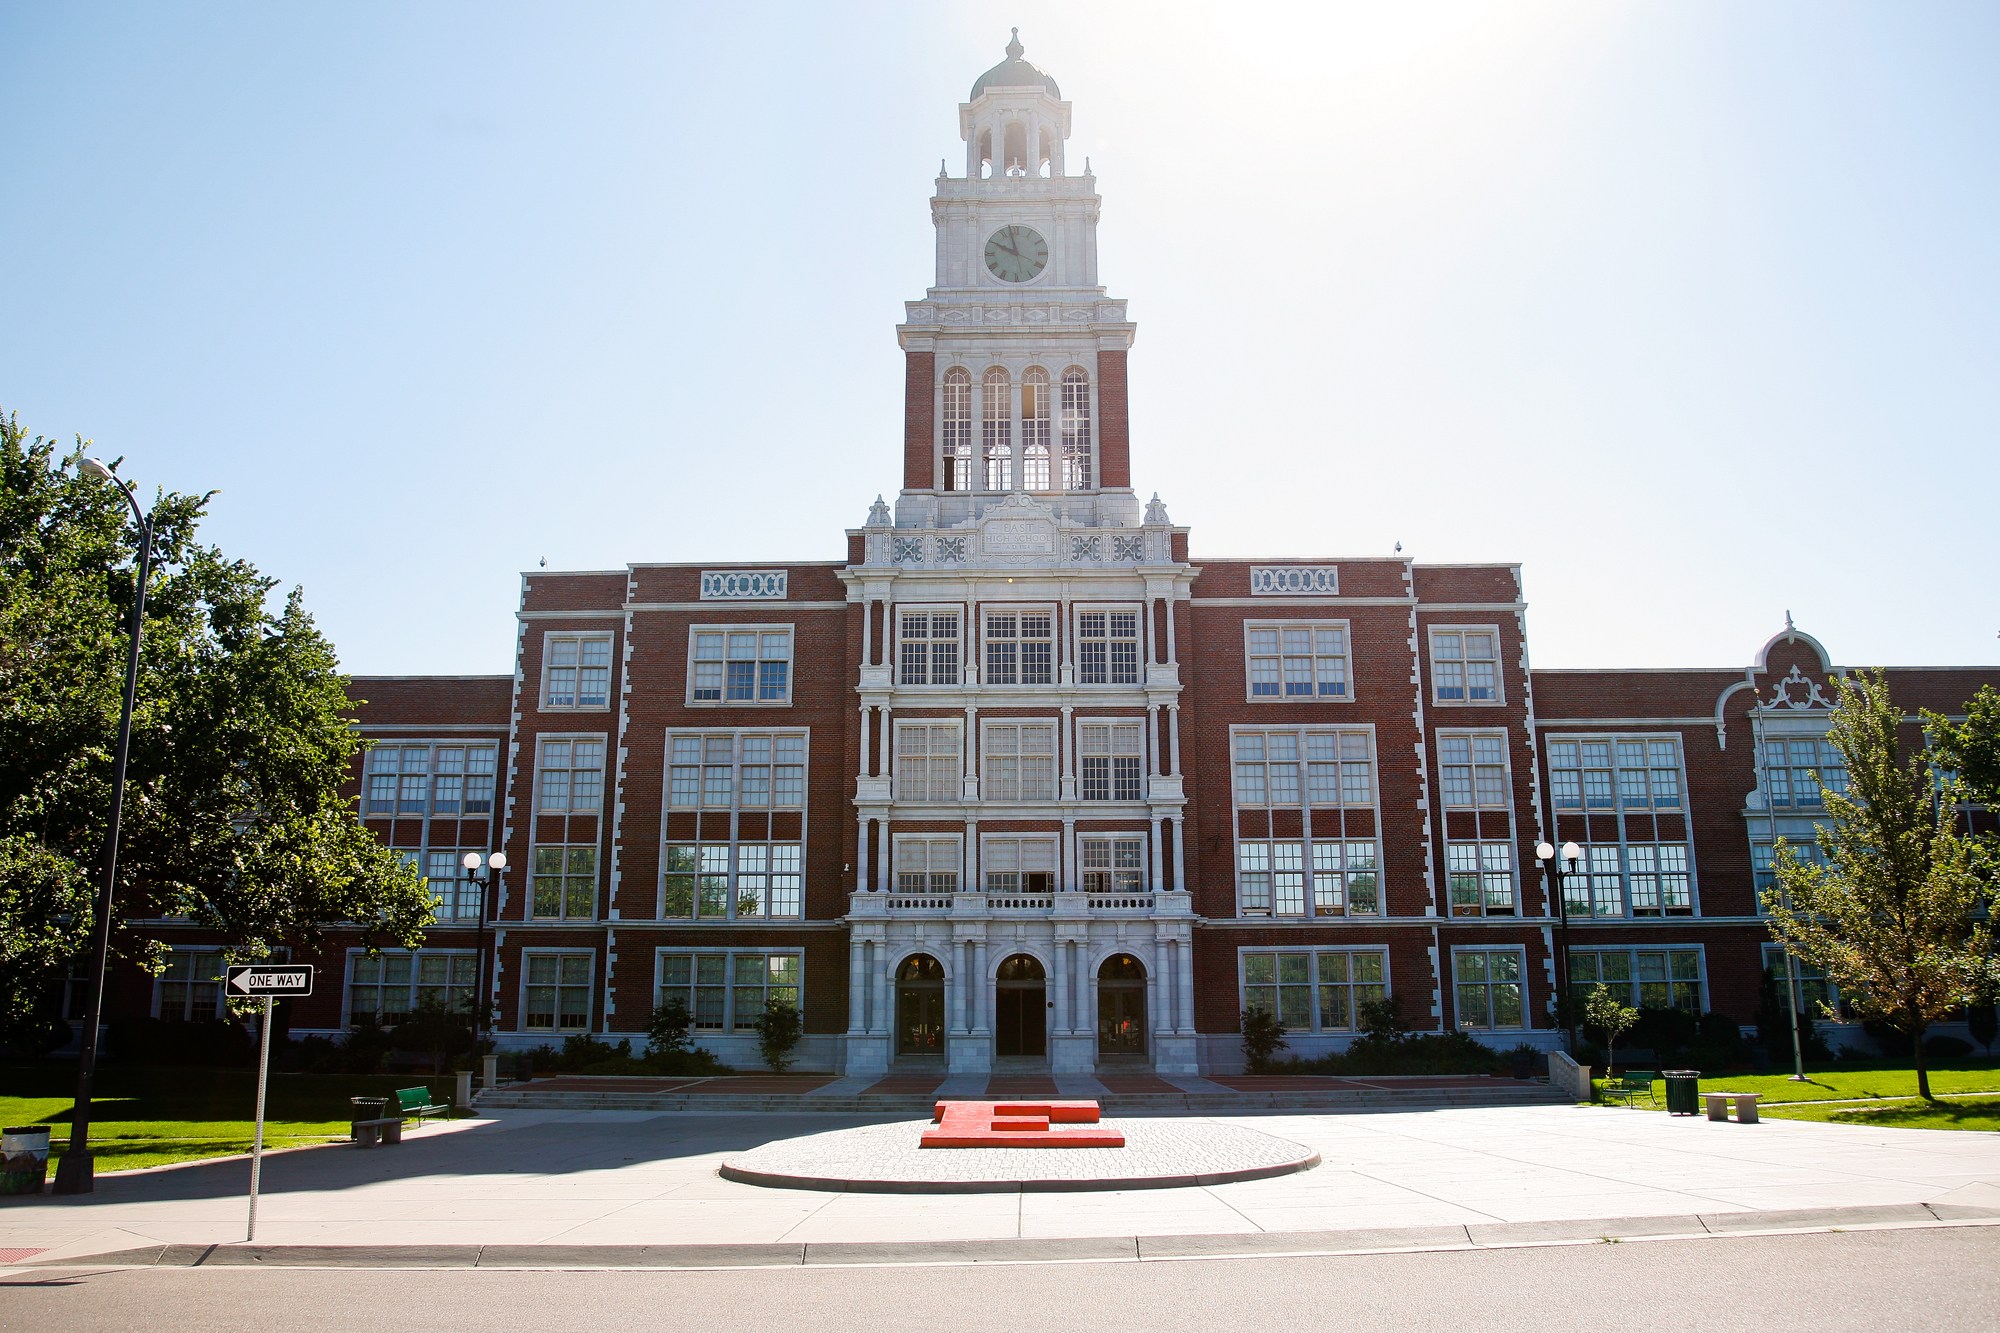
[105,1017,253,1067]
[1630,1006,1699,1062]
[0,1014,71,1058]
[1923,1035,1974,1059]
[1757,968,1833,1062]
[646,999,693,1058]
[752,998,804,1072]
[1240,1007,1287,1073]
[641,1046,733,1076]
[389,994,476,1073]
[1968,1004,1998,1057]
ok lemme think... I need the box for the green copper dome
[970,29,1060,100]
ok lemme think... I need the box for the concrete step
[472,1083,1567,1116]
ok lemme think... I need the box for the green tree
[1764,670,1991,1100]
[751,997,803,1072]
[0,413,432,1023]
[1583,986,1637,1073]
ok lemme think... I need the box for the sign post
[227,965,313,1243]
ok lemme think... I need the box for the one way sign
[226,965,314,997]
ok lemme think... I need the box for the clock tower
[893,29,1139,531]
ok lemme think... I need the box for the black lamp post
[461,850,506,1043]
[52,457,156,1196]
[1535,839,1584,1055]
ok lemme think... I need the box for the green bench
[394,1086,450,1124]
[1602,1071,1658,1108]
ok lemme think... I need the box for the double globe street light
[461,851,506,1044]
[1535,840,1584,1055]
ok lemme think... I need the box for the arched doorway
[896,954,945,1057]
[1097,953,1148,1060]
[994,953,1047,1058]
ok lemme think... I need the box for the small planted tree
[646,998,693,1059]
[752,998,803,1073]
[1585,986,1638,1075]
[1240,1005,1287,1073]
[1764,671,1992,1101]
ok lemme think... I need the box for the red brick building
[107,37,1997,1074]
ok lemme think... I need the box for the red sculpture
[920,1099,1125,1148]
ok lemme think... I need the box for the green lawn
[1,1063,468,1172]
[1590,1062,2000,1132]
[1759,1094,2000,1133]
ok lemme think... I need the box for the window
[543,633,612,709]
[1242,949,1387,1032]
[690,628,792,705]
[658,950,800,1032]
[523,952,593,1031]
[1752,837,1829,896]
[661,841,802,919]
[1761,737,1848,808]
[1246,622,1349,700]
[537,737,606,813]
[531,844,598,919]
[363,743,499,817]
[1060,367,1092,490]
[1439,732,1510,808]
[983,720,1056,801]
[895,836,961,894]
[1548,737,1684,810]
[898,610,961,686]
[1763,944,1840,1017]
[156,948,224,1022]
[1233,729,1374,807]
[1571,948,1704,1012]
[895,721,962,802]
[985,609,1053,686]
[1079,720,1143,801]
[1077,609,1140,686]
[983,366,1011,489]
[1080,836,1145,893]
[1431,628,1501,704]
[1563,843,1692,917]
[1454,949,1525,1029]
[942,366,973,492]
[1021,367,1051,490]
[425,850,483,921]
[667,731,806,809]
[1447,841,1515,916]
[983,835,1057,894]
[347,950,476,1025]
[1236,839,1379,917]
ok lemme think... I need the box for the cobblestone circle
[719,1117,1319,1193]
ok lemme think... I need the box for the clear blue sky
[4,2,1995,676]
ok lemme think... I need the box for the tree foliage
[1582,985,1637,1072]
[1764,670,1992,1099]
[0,412,432,1021]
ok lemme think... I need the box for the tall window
[523,952,592,1031]
[689,629,792,705]
[1572,948,1704,1011]
[942,367,973,491]
[1762,943,1840,1017]
[1236,840,1379,916]
[984,835,1057,893]
[667,731,806,809]
[1077,609,1140,685]
[425,850,482,920]
[1060,366,1092,489]
[1245,622,1349,700]
[985,608,1053,685]
[1431,628,1501,704]
[1242,949,1387,1032]
[347,951,476,1025]
[983,366,1012,489]
[531,844,598,919]
[1020,367,1051,489]
[658,951,800,1032]
[543,633,612,709]
[1548,737,1684,810]
[662,842,802,918]
[895,722,962,802]
[1439,733,1510,808]
[1564,843,1693,917]
[1453,949,1525,1029]
[537,737,606,813]
[1079,720,1143,801]
[156,948,224,1021]
[1080,836,1145,893]
[895,835,961,894]
[898,610,960,686]
[365,743,497,817]
[1446,841,1515,915]
[983,720,1056,801]
[1233,730,1375,807]
[1761,737,1848,808]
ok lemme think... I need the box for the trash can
[349,1097,387,1138]
[1663,1070,1702,1116]
[1,1125,53,1198]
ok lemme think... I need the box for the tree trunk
[1913,1020,1932,1101]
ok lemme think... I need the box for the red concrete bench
[920,1099,1125,1148]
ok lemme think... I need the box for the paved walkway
[4,1105,1998,1265]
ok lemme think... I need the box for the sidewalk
[4,1104,1999,1266]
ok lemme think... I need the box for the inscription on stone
[983,520,1054,555]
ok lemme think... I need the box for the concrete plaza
[5,1104,1999,1266]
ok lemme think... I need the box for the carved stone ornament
[1143,492,1171,526]
[700,570,788,601]
[892,536,926,564]
[1763,665,1832,710]
[1250,566,1340,596]
[866,495,893,527]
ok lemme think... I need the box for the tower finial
[1006,28,1023,60]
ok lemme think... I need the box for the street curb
[28,1202,2000,1271]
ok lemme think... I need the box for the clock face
[984,225,1049,283]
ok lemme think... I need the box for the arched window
[1020,367,1051,490]
[1060,366,1093,490]
[983,367,1012,490]
[941,368,972,492]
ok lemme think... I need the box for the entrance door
[994,953,1047,1058]
[1097,953,1148,1059]
[896,954,945,1056]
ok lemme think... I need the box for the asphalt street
[6,1225,1998,1332]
